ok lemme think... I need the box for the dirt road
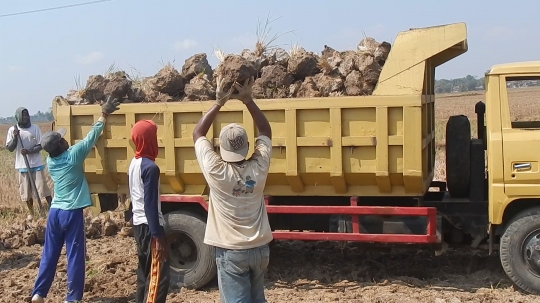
[0,234,537,303]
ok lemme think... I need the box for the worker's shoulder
[255,135,272,145]
[26,124,42,135]
[140,158,160,175]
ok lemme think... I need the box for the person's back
[196,131,272,250]
[128,156,165,230]
[46,127,100,210]
[127,119,170,303]
[193,76,273,303]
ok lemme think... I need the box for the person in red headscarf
[128,119,170,303]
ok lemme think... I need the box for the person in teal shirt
[30,97,120,303]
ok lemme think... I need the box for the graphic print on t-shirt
[244,175,256,193]
[232,181,244,197]
[231,175,257,196]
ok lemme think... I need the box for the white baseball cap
[219,123,248,162]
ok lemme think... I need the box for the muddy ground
[0,232,537,303]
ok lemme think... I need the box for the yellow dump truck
[51,22,540,294]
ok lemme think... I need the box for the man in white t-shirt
[5,107,52,215]
[193,76,273,303]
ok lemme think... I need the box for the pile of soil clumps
[63,38,391,105]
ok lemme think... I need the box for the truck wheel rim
[167,232,198,271]
[522,229,540,278]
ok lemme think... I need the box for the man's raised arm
[192,76,235,142]
[232,77,271,139]
[70,97,120,164]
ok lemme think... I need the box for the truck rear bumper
[267,197,441,244]
[157,194,442,245]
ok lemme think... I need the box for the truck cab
[485,62,540,294]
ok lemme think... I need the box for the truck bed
[52,22,468,198]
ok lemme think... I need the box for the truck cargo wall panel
[57,96,435,197]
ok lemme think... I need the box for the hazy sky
[1,0,538,117]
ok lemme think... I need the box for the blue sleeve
[141,158,163,238]
[70,119,105,165]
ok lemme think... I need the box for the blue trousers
[215,243,270,303]
[31,208,86,302]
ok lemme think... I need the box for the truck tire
[500,207,540,295]
[164,210,216,290]
[445,115,471,197]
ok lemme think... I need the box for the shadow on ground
[0,251,38,271]
[264,240,510,294]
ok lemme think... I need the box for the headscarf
[15,107,31,128]
[131,120,158,161]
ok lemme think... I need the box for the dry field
[1,88,540,302]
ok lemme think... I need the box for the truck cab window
[505,76,540,129]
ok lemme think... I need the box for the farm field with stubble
[1,88,540,302]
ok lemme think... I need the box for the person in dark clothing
[128,119,170,303]
[5,107,53,214]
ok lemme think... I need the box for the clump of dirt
[241,49,270,74]
[64,89,85,104]
[268,47,289,68]
[288,81,302,98]
[0,212,127,249]
[104,71,132,100]
[213,54,258,94]
[337,51,358,77]
[314,73,344,97]
[80,75,109,103]
[182,53,213,82]
[0,216,46,249]
[297,76,321,98]
[374,41,392,65]
[252,65,294,99]
[147,64,185,97]
[321,45,338,60]
[345,70,364,96]
[84,212,126,239]
[183,75,216,101]
[287,48,320,80]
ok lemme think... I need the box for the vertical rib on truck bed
[52,23,467,198]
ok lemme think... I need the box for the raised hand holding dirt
[102,96,121,116]
[215,76,235,107]
[232,76,255,104]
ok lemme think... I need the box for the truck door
[501,76,540,197]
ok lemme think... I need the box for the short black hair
[48,144,63,158]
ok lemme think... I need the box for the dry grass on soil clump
[1,89,540,301]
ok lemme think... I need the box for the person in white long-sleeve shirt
[5,107,52,215]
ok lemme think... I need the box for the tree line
[0,109,54,124]
[434,75,540,94]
